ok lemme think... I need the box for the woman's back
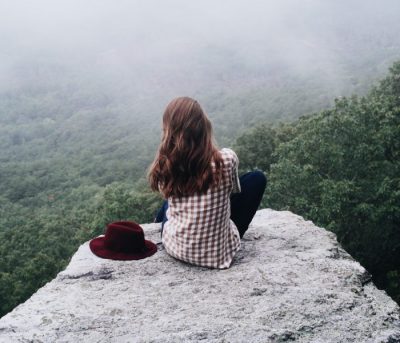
[162,148,241,269]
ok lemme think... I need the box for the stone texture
[1,209,400,342]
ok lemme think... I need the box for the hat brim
[89,236,157,260]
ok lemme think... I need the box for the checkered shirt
[162,148,241,269]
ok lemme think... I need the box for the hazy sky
[1,1,400,100]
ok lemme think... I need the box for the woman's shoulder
[220,148,239,164]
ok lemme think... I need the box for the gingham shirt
[162,148,241,269]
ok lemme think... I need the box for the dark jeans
[155,171,267,238]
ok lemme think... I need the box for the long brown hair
[148,97,224,198]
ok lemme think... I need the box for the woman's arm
[230,149,241,194]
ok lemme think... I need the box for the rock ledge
[1,209,400,342]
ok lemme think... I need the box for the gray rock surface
[1,209,400,343]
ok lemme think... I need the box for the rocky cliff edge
[1,209,400,343]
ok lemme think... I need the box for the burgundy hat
[89,221,157,260]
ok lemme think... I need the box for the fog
[1,0,400,120]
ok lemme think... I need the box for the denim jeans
[155,171,267,238]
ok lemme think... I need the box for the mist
[1,0,400,132]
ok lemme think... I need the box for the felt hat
[89,221,157,260]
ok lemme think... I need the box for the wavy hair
[148,97,224,198]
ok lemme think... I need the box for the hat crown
[104,221,146,253]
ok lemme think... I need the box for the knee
[251,170,267,189]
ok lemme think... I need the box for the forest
[1,0,400,318]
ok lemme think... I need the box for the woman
[148,97,266,269]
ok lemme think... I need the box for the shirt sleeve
[230,149,241,194]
